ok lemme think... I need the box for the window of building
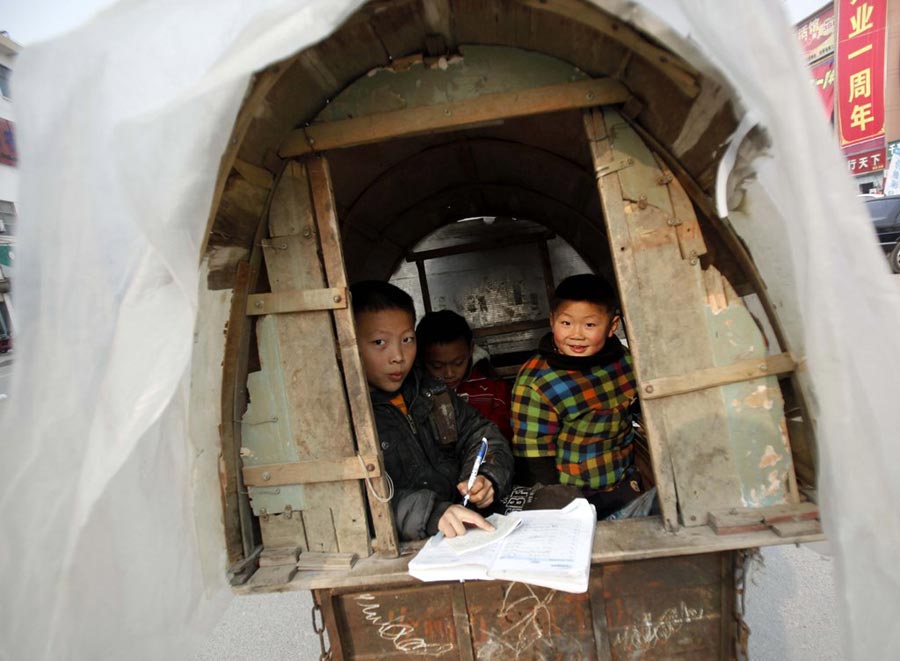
[0,65,11,98]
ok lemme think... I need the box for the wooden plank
[584,108,680,531]
[246,286,347,316]
[708,503,819,534]
[641,352,796,400]
[450,583,475,661]
[268,159,314,238]
[771,519,823,538]
[243,455,383,487]
[257,161,371,556]
[406,229,556,262]
[306,156,400,557]
[297,552,358,571]
[247,564,298,588]
[280,78,630,156]
[235,515,826,594]
[520,0,700,98]
[316,590,345,661]
[220,261,257,562]
[538,240,556,305]
[259,546,300,567]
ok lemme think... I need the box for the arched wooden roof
[205,0,737,288]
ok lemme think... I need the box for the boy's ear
[607,315,620,338]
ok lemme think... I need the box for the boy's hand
[457,475,494,508]
[438,505,495,538]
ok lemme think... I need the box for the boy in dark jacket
[351,281,513,541]
[416,310,513,440]
[511,274,642,519]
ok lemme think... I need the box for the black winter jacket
[371,367,513,541]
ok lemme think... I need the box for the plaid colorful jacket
[511,334,638,489]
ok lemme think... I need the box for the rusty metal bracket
[246,287,348,315]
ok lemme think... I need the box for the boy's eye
[402,335,415,344]
[372,339,386,347]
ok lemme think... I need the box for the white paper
[445,513,522,555]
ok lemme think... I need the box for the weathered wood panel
[317,552,736,660]
[242,160,371,555]
[586,107,797,527]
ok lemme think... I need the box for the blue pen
[462,437,489,507]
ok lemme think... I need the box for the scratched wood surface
[316,551,737,660]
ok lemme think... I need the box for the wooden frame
[280,78,630,157]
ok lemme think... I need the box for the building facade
[0,32,17,343]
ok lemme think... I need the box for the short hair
[550,274,619,314]
[416,310,473,348]
[349,280,416,320]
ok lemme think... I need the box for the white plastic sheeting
[0,0,898,659]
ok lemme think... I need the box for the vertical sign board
[795,6,835,121]
[836,0,887,151]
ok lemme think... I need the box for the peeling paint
[759,444,782,468]
[744,385,775,410]
[240,446,254,458]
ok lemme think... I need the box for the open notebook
[408,498,596,593]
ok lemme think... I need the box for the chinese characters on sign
[846,147,885,174]
[811,57,835,120]
[836,0,886,148]
[796,5,836,63]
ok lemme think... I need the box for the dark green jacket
[371,367,513,541]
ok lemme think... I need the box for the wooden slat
[708,503,819,535]
[450,583,475,661]
[306,156,400,557]
[246,287,347,316]
[471,318,549,338]
[280,78,630,157]
[220,262,257,562]
[297,552,357,571]
[259,546,300,567]
[255,160,371,556]
[642,352,796,400]
[584,108,680,531]
[243,455,383,487]
[233,157,275,189]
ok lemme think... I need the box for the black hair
[550,273,619,314]
[416,310,473,348]
[349,280,416,320]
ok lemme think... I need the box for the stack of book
[408,498,596,593]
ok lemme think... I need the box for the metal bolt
[758,363,767,372]
[366,463,375,472]
[689,251,699,265]
[255,300,264,308]
[302,227,312,239]
[262,471,271,481]
[586,91,594,101]
[333,294,342,303]
[638,195,648,209]
[444,108,452,116]
[645,384,654,394]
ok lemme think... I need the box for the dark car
[0,333,10,353]
[864,195,900,273]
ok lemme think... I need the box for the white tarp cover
[1,1,898,659]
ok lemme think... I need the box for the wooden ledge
[234,513,825,594]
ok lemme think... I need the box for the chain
[311,595,332,660]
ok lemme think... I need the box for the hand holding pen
[460,437,491,507]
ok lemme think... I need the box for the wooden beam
[243,456,383,487]
[407,230,556,262]
[415,260,433,314]
[641,352,796,400]
[246,287,347,316]
[280,78,630,157]
[233,157,275,189]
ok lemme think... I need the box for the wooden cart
[192,1,825,657]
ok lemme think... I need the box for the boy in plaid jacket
[510,274,641,519]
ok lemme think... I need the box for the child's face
[421,338,472,390]
[356,308,417,392]
[550,300,619,358]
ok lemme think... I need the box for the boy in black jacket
[350,281,513,541]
